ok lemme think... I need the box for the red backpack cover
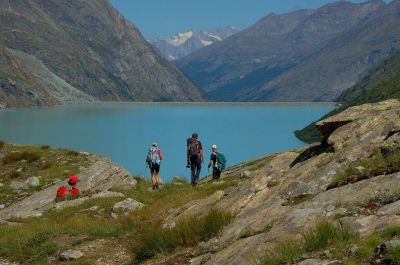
[56,186,68,197]
[71,187,80,196]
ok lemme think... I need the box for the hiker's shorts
[151,163,160,174]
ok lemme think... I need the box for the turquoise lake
[0,103,333,181]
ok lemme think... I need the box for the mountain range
[148,26,240,61]
[176,0,400,102]
[0,0,205,108]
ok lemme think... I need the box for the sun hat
[212,144,218,149]
[151,142,158,147]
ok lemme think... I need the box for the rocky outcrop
[159,100,400,264]
[59,250,84,261]
[0,158,136,220]
[112,198,145,215]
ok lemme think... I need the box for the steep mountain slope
[148,26,240,61]
[295,50,400,143]
[176,0,400,102]
[0,0,204,108]
[0,47,95,108]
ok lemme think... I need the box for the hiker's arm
[208,154,213,168]
[200,149,204,163]
[159,150,163,161]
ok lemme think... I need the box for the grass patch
[383,226,400,238]
[65,150,80,156]
[302,220,355,252]
[7,170,20,180]
[328,149,400,189]
[0,198,129,264]
[132,208,233,262]
[263,220,356,265]
[40,145,50,150]
[282,194,315,206]
[356,234,382,258]
[2,151,41,164]
[267,179,280,188]
[238,223,274,239]
[0,169,240,264]
[388,246,400,263]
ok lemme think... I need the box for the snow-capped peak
[207,33,222,41]
[200,39,213,46]
[166,31,194,46]
[149,26,240,61]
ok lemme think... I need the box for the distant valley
[176,0,400,102]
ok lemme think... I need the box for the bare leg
[156,173,160,189]
[151,173,157,189]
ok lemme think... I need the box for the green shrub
[0,140,5,149]
[40,145,50,150]
[132,209,233,262]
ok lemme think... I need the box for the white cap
[151,142,157,147]
[212,144,218,149]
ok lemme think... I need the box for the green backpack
[215,152,227,170]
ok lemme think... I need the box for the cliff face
[0,0,204,108]
[160,99,400,264]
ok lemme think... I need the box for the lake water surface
[0,103,333,181]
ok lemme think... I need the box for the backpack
[56,186,68,197]
[188,139,201,157]
[146,147,160,165]
[215,152,227,170]
[71,187,80,196]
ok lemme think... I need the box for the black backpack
[188,139,201,157]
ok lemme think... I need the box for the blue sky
[110,0,391,39]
